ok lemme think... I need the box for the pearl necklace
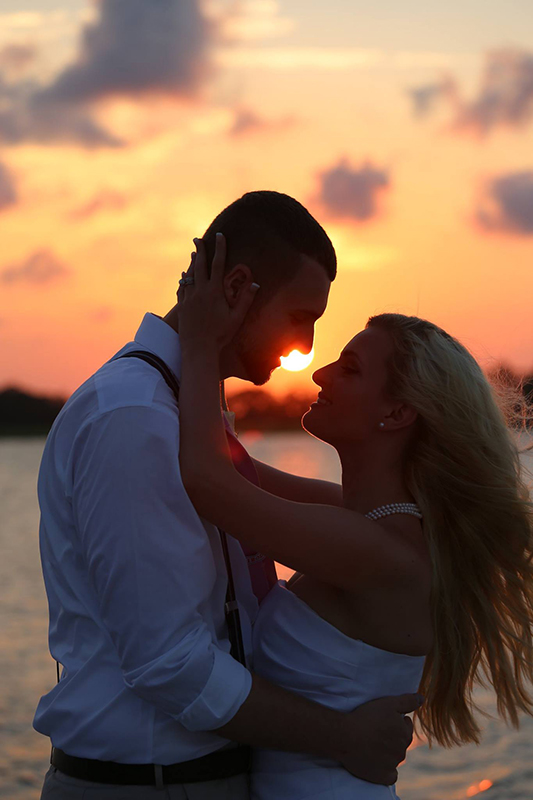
[365,502,422,521]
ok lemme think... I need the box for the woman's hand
[177,232,260,352]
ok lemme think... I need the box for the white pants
[40,765,251,800]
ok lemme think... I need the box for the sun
[280,348,315,372]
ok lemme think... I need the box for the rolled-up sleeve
[70,404,252,732]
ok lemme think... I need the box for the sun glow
[280,348,315,372]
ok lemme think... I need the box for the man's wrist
[327,712,352,762]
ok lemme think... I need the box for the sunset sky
[0,0,532,400]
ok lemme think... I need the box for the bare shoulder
[376,515,430,583]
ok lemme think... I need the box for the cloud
[409,49,533,136]
[228,106,295,137]
[0,43,37,76]
[217,46,383,70]
[41,0,211,104]
[217,47,469,72]
[315,158,390,222]
[1,250,70,285]
[407,78,456,118]
[0,73,124,148]
[68,190,128,221]
[0,0,213,148]
[455,50,533,135]
[216,0,295,43]
[477,171,533,235]
[0,162,17,210]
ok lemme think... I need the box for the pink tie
[223,421,278,604]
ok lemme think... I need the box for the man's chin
[240,358,280,386]
[249,366,278,386]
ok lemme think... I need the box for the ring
[179,275,195,287]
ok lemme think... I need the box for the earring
[379,422,385,429]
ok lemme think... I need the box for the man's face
[231,256,332,385]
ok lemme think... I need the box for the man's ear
[223,263,253,307]
[384,402,418,431]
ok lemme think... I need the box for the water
[1,433,532,800]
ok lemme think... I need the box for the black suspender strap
[114,350,247,667]
[117,350,181,399]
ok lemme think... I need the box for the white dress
[250,580,425,799]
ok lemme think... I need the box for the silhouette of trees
[0,387,65,436]
[227,389,315,431]
[1,368,532,437]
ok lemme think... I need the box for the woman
[176,235,533,799]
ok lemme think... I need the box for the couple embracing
[36,191,533,799]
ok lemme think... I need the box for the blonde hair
[367,313,533,747]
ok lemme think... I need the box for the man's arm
[251,459,343,505]
[71,404,252,732]
[217,674,421,785]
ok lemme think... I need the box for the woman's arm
[251,459,343,506]
[177,236,414,594]
[181,453,411,593]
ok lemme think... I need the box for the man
[36,191,422,799]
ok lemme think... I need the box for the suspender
[55,348,247,684]
[114,350,247,667]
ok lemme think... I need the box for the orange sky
[0,1,532,399]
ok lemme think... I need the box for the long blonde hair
[367,313,533,747]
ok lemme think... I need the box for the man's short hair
[202,191,336,296]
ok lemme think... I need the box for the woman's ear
[384,403,418,431]
[223,263,253,307]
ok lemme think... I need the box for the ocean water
[0,433,532,800]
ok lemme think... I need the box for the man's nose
[295,328,314,356]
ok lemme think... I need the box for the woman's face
[303,326,395,448]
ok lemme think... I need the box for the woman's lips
[313,393,332,406]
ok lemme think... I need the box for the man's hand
[336,693,423,785]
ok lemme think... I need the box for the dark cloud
[229,107,295,137]
[0,162,17,210]
[409,49,533,136]
[477,171,533,235]
[0,74,124,148]
[42,0,211,104]
[455,50,533,135]
[316,159,390,221]
[1,250,71,285]
[68,190,128,220]
[0,0,212,148]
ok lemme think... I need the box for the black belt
[51,745,251,786]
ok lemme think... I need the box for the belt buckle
[154,764,164,790]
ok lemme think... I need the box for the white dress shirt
[33,313,258,764]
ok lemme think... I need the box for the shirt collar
[132,312,182,383]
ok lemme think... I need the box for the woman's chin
[302,406,331,443]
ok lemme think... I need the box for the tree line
[1,369,532,437]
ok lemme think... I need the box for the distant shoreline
[0,386,314,437]
[2,372,531,438]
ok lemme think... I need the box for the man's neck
[162,305,179,333]
[163,305,230,408]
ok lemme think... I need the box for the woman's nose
[312,363,331,386]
